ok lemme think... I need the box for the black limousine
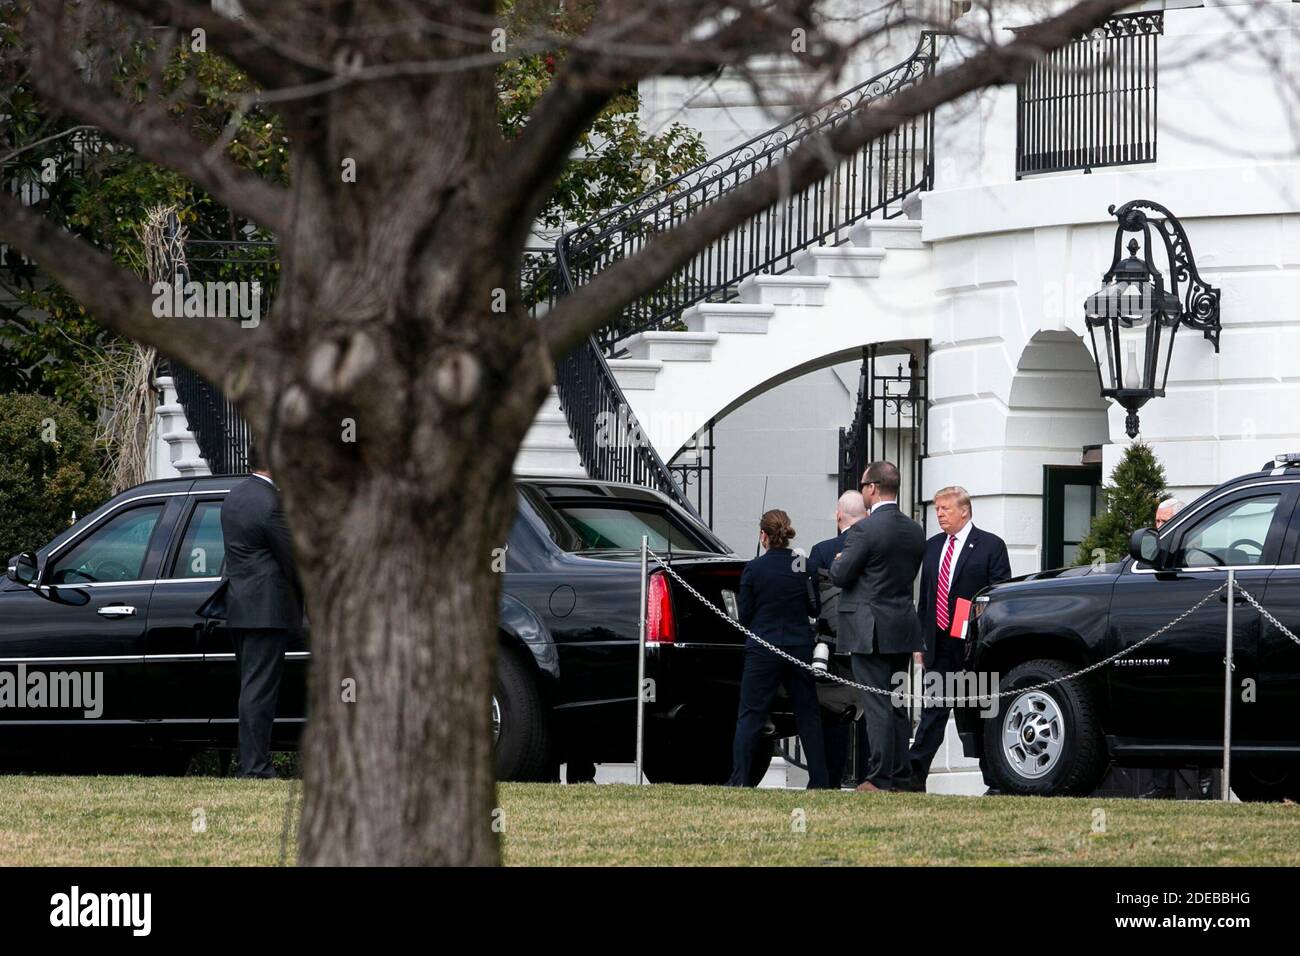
[959,456,1300,801]
[2,476,827,782]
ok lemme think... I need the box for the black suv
[958,455,1300,801]
[2,475,804,783]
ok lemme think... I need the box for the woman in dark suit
[727,510,831,788]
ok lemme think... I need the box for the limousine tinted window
[551,503,717,553]
[47,503,164,584]
[170,501,227,578]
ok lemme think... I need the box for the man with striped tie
[908,486,1012,792]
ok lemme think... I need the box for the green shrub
[1074,442,1168,566]
[0,393,109,558]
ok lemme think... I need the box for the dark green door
[1043,465,1102,570]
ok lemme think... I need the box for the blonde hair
[934,486,972,512]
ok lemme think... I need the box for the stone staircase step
[607,358,664,390]
[849,218,924,250]
[795,245,887,278]
[538,389,564,415]
[738,273,832,306]
[621,331,719,362]
[524,409,572,446]
[682,302,775,334]
[514,436,585,478]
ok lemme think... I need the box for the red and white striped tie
[935,535,957,632]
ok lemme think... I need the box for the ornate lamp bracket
[1108,200,1222,352]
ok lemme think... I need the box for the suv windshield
[549,503,717,553]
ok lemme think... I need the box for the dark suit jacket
[807,527,849,633]
[217,476,302,630]
[916,524,1012,660]
[828,502,926,655]
[738,546,817,647]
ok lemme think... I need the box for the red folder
[949,598,972,639]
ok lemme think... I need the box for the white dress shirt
[940,519,975,582]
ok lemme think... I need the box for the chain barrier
[1233,581,1300,646]
[647,547,1240,707]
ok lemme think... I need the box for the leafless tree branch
[0,193,262,394]
[102,0,313,91]
[541,0,1136,359]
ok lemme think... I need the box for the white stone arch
[679,337,927,554]
[998,331,1110,573]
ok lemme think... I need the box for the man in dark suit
[808,490,870,787]
[829,461,926,792]
[908,485,1012,791]
[219,450,301,778]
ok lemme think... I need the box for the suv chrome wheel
[491,695,501,746]
[1002,690,1065,779]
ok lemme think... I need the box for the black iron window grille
[838,344,927,527]
[1016,12,1163,179]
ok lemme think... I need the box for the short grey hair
[1157,497,1186,514]
[934,485,972,512]
[838,490,866,519]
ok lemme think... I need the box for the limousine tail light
[646,571,676,644]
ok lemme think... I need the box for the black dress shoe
[1138,785,1175,800]
[893,775,925,793]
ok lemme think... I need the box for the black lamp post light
[1084,199,1222,438]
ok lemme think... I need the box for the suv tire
[1231,762,1300,802]
[983,658,1106,796]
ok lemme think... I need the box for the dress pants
[824,714,871,788]
[909,628,964,781]
[852,650,913,790]
[231,628,288,778]
[728,642,830,788]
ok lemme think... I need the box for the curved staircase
[516,33,943,500]
[154,33,944,498]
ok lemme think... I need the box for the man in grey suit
[829,461,926,792]
[218,450,301,778]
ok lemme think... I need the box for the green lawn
[0,776,1296,866]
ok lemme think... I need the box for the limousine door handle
[97,605,138,618]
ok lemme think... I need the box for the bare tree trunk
[293,471,505,865]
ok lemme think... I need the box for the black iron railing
[557,32,942,355]
[169,360,252,475]
[167,232,277,475]
[1016,12,1163,179]
[548,34,942,512]
[523,248,700,516]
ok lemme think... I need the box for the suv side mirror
[7,551,40,587]
[1128,529,1163,569]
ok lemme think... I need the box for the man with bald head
[808,490,869,786]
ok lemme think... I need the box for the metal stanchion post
[636,535,648,785]
[1222,569,1234,802]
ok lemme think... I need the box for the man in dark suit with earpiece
[218,446,302,779]
[830,461,926,792]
